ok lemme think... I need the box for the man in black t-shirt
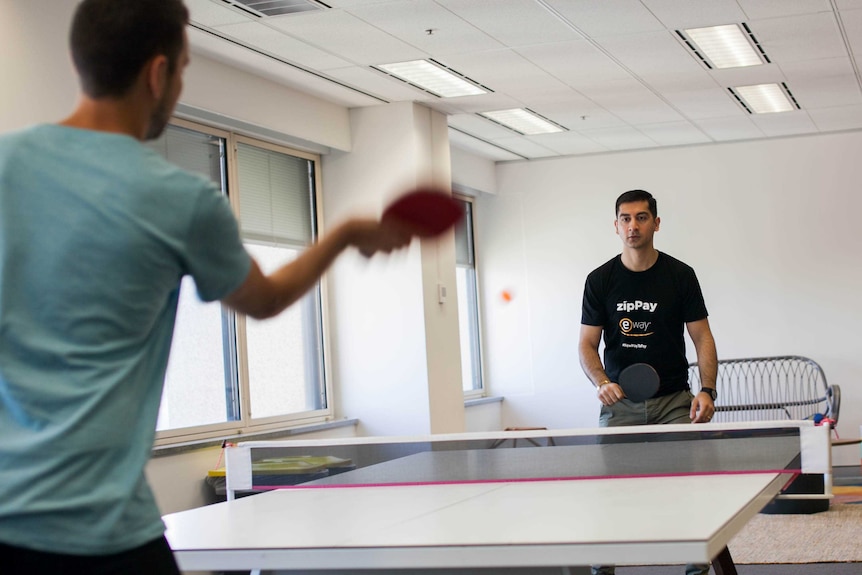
[579,190,718,575]
[579,189,718,424]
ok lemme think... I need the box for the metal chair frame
[688,355,840,424]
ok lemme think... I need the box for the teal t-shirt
[0,125,251,554]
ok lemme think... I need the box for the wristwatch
[700,387,717,401]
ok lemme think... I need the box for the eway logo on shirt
[619,318,653,337]
[616,300,658,313]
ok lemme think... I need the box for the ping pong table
[164,421,831,575]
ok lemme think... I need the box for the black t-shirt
[581,252,708,395]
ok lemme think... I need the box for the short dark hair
[616,189,657,218]
[70,0,190,98]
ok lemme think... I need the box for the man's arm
[579,324,623,405]
[687,317,718,422]
[223,218,410,319]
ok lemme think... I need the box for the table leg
[712,546,737,575]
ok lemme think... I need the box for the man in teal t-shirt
[0,1,412,573]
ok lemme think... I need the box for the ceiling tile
[266,10,427,64]
[578,79,685,124]
[544,0,666,37]
[710,62,788,87]
[662,88,745,119]
[529,95,620,125]
[736,0,833,20]
[435,0,582,47]
[437,93,525,114]
[597,31,706,78]
[187,0,253,27]
[637,58,720,90]
[448,113,522,140]
[439,49,571,97]
[213,21,353,69]
[837,8,862,56]
[638,69,719,92]
[578,126,659,150]
[750,12,847,63]
[516,40,634,89]
[694,116,765,140]
[807,103,862,130]
[539,105,627,131]
[641,0,748,29]
[345,0,504,55]
[750,109,818,135]
[486,136,561,158]
[636,121,713,145]
[326,0,404,6]
[448,128,525,161]
[323,65,435,101]
[507,85,593,109]
[779,56,856,80]
[526,132,608,155]
[790,74,862,108]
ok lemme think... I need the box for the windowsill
[465,395,503,407]
[151,418,359,458]
[152,398,504,458]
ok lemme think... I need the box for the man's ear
[145,54,170,100]
[614,219,620,236]
[654,216,661,231]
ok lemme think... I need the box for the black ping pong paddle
[382,187,463,238]
[618,363,660,402]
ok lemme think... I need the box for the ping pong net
[219,420,832,503]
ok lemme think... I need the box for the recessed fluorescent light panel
[733,83,795,114]
[683,24,763,69]
[227,0,329,17]
[479,108,566,135]
[375,60,487,98]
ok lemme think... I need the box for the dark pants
[0,535,181,575]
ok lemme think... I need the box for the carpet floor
[728,503,862,563]
[617,496,862,574]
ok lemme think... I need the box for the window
[146,120,328,443]
[454,195,484,395]
[234,138,326,421]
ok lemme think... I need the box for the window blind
[237,142,313,247]
[454,198,474,266]
[146,124,223,185]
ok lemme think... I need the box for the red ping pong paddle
[618,363,660,402]
[382,187,463,238]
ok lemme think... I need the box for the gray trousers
[592,390,710,575]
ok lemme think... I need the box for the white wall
[321,102,465,436]
[478,131,862,465]
[0,0,79,131]
[181,53,351,152]
[451,146,498,196]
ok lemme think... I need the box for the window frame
[454,192,486,399]
[153,120,335,446]
[228,134,335,432]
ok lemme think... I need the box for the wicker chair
[688,355,840,424]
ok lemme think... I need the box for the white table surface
[165,471,790,572]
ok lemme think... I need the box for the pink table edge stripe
[246,468,800,491]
